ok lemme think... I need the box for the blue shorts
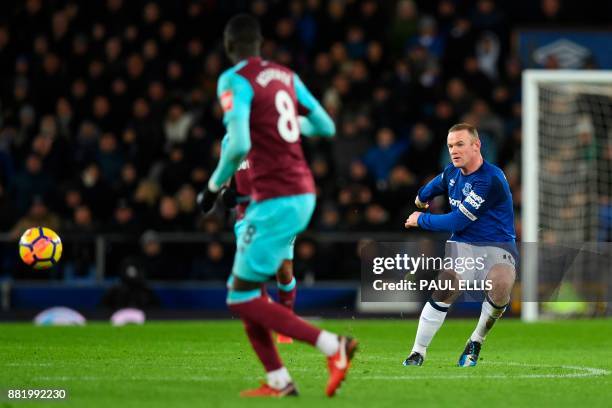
[230,193,314,283]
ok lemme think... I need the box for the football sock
[229,296,321,345]
[470,296,507,343]
[266,367,292,390]
[243,318,283,372]
[315,331,340,356]
[277,277,296,310]
[412,299,450,356]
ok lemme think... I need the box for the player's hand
[415,196,429,209]
[219,186,237,208]
[196,187,219,215]
[404,211,422,228]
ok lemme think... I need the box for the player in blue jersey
[197,15,357,398]
[403,123,517,367]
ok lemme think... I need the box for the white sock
[470,298,506,343]
[266,367,292,390]
[316,331,339,356]
[412,300,450,356]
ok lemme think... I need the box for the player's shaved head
[224,14,262,63]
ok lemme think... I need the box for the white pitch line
[359,362,610,380]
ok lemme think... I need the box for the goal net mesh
[538,82,612,242]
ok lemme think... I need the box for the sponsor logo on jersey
[256,68,292,87]
[459,203,477,221]
[220,90,233,112]
[464,191,485,209]
[238,159,250,171]
[462,182,472,196]
[449,178,455,187]
[449,197,462,207]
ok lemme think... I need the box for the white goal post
[522,70,612,321]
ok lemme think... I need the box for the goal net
[522,70,612,321]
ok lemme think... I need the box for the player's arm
[209,73,253,192]
[293,74,335,137]
[416,169,448,205]
[214,134,238,208]
[417,176,496,232]
[198,73,253,213]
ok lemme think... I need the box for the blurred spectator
[402,123,441,181]
[360,203,391,231]
[317,202,341,232]
[136,230,174,280]
[164,102,193,146]
[58,183,83,220]
[390,0,419,56]
[132,179,161,226]
[63,205,97,279]
[176,184,197,229]
[442,18,477,79]
[154,195,184,232]
[476,32,501,80]
[406,15,445,59]
[109,198,141,235]
[159,145,191,195]
[0,182,16,231]
[471,0,505,33]
[380,165,418,224]
[114,162,139,199]
[101,257,160,310]
[10,196,61,239]
[332,115,371,179]
[362,128,408,186]
[97,133,125,183]
[462,56,493,99]
[79,162,114,218]
[11,154,53,214]
[293,239,330,282]
[192,241,232,280]
[446,78,474,118]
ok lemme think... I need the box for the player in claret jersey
[197,14,357,397]
[220,135,296,344]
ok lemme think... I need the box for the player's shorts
[234,218,295,261]
[231,193,315,283]
[444,241,517,284]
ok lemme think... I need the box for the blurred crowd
[0,0,609,280]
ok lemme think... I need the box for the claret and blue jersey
[212,57,335,286]
[417,161,516,243]
[209,56,335,201]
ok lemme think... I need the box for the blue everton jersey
[417,161,516,242]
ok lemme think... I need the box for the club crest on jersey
[462,182,472,196]
[220,90,233,112]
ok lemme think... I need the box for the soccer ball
[19,227,63,270]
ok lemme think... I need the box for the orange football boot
[240,382,298,397]
[325,336,358,397]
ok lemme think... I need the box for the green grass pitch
[1,319,611,407]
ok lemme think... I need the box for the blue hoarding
[518,31,612,69]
